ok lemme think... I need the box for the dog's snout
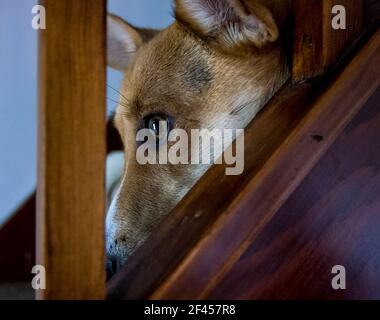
[106,256,119,280]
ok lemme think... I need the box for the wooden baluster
[37,0,106,299]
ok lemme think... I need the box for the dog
[106,0,291,277]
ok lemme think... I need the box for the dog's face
[106,0,289,274]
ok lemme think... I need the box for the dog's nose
[106,256,118,280]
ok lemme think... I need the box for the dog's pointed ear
[107,14,142,71]
[107,14,158,71]
[174,0,279,52]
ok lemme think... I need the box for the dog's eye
[143,114,170,141]
[148,116,163,135]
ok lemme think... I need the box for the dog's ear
[107,14,157,71]
[175,0,279,52]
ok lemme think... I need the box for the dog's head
[106,0,290,275]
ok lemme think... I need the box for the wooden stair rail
[37,0,106,299]
[207,86,380,299]
[108,28,380,300]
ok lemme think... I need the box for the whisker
[107,97,130,110]
[230,101,255,116]
[107,97,120,105]
[107,84,130,104]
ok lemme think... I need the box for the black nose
[106,256,118,280]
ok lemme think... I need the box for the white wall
[0,0,38,225]
[0,0,173,225]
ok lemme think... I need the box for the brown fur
[106,0,290,272]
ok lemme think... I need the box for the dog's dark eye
[148,116,164,135]
[143,114,171,141]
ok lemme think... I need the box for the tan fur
[106,0,290,271]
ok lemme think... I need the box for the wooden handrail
[208,86,380,299]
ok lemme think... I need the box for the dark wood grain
[37,0,106,299]
[292,0,363,82]
[364,0,380,31]
[292,0,324,81]
[209,87,380,300]
[323,0,363,69]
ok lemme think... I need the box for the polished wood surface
[37,0,106,299]
[364,0,380,31]
[209,87,380,300]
